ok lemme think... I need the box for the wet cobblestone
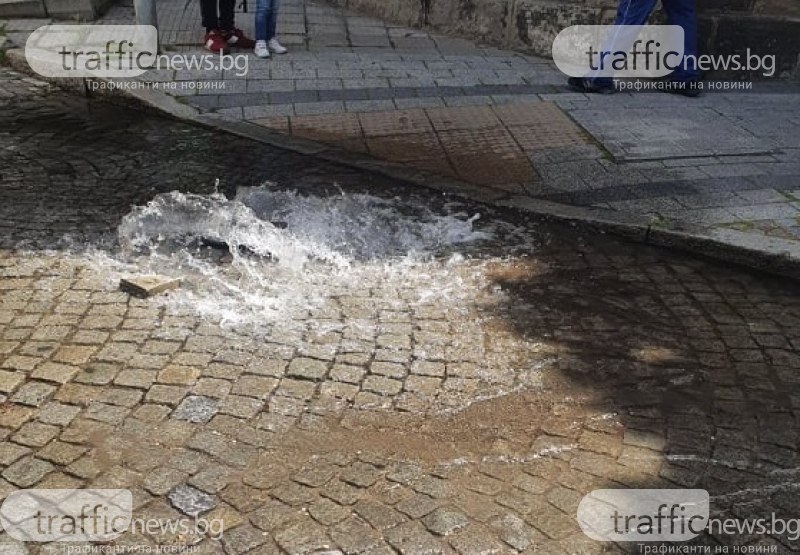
[2,68,800,553]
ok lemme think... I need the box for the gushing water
[107,185,494,334]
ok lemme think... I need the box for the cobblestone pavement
[4,68,800,554]
[94,0,800,248]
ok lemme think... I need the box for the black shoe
[567,77,615,94]
[665,79,703,98]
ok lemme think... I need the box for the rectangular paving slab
[568,106,774,161]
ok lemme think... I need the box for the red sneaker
[225,28,255,49]
[204,30,230,54]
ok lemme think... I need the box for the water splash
[118,190,346,269]
[234,186,487,261]
[109,185,492,333]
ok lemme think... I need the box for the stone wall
[329,0,800,79]
[0,0,115,19]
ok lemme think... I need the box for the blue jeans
[592,0,699,87]
[255,0,279,41]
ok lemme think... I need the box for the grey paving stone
[314,89,362,102]
[12,422,59,447]
[272,481,317,506]
[672,192,744,209]
[385,521,444,554]
[242,105,294,119]
[607,197,685,213]
[341,462,384,488]
[354,499,406,530]
[422,508,469,536]
[171,395,219,423]
[395,494,439,519]
[274,517,332,554]
[330,515,385,553]
[735,188,793,204]
[729,203,799,221]
[212,107,245,120]
[295,79,344,91]
[568,106,772,161]
[168,484,216,516]
[10,381,56,407]
[0,442,32,466]
[293,101,346,115]
[322,480,363,506]
[37,402,81,426]
[309,498,352,526]
[287,358,329,381]
[268,90,319,105]
[448,525,507,554]
[246,80,296,93]
[490,514,540,551]
[317,68,365,79]
[345,100,396,112]
[394,97,445,109]
[443,95,494,107]
[143,467,189,496]
[343,78,391,90]
[221,524,269,554]
[2,456,54,487]
[701,163,773,178]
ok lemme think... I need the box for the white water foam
[102,185,494,335]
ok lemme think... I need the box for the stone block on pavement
[120,276,181,298]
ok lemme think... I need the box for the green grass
[725,220,756,232]
[647,214,670,228]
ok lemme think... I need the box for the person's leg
[263,0,287,52]
[662,0,699,81]
[589,0,659,88]
[200,0,219,32]
[219,0,255,48]
[611,0,660,26]
[267,0,279,41]
[218,0,236,32]
[254,0,268,41]
[200,0,231,52]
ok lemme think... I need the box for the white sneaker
[268,38,288,54]
[254,40,270,58]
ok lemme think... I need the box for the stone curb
[4,47,800,281]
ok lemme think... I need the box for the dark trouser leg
[590,0,659,88]
[662,0,699,81]
[200,0,219,32]
[219,0,237,31]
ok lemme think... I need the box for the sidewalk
[3,0,800,271]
